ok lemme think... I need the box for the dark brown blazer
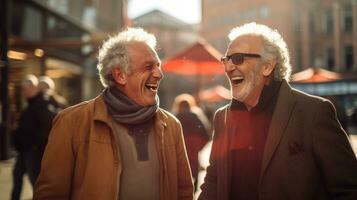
[199,80,357,200]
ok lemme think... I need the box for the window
[83,6,96,29]
[327,47,335,70]
[260,6,270,18]
[323,9,333,34]
[345,45,353,71]
[309,12,315,34]
[343,6,353,32]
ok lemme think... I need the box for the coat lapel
[260,80,296,181]
[93,94,113,128]
[153,109,171,200]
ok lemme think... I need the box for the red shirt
[229,81,281,200]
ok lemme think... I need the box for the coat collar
[260,80,296,182]
[93,94,113,126]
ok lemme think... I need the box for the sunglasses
[221,53,261,65]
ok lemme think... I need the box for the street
[1,135,357,200]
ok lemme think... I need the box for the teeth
[231,76,243,81]
[146,83,158,91]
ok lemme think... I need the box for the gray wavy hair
[228,22,292,81]
[97,27,157,87]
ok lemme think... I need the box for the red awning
[163,39,224,75]
[291,67,342,83]
[199,85,231,102]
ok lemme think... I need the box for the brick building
[133,9,199,59]
[201,0,357,73]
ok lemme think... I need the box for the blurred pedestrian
[38,76,68,110]
[172,94,211,191]
[199,22,357,200]
[34,27,193,200]
[11,74,56,200]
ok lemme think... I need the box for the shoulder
[54,99,95,123]
[157,108,180,125]
[156,108,183,141]
[210,104,230,133]
[278,80,332,109]
[291,88,334,109]
[213,104,230,121]
[58,100,92,115]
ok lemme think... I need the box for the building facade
[201,0,357,73]
[1,0,128,159]
[35,0,129,32]
[133,9,199,59]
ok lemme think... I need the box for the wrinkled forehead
[226,34,263,55]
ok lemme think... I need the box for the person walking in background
[172,94,211,191]
[38,76,68,110]
[34,27,193,200]
[199,22,357,200]
[11,74,56,200]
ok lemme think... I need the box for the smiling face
[113,42,163,106]
[225,34,274,108]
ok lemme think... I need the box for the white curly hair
[228,22,292,81]
[97,27,157,87]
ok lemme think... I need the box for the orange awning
[163,39,224,75]
[199,85,231,102]
[291,67,342,83]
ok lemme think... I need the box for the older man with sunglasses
[199,22,357,200]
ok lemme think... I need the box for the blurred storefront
[0,0,128,159]
[9,0,94,104]
[291,67,357,111]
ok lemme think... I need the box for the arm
[312,100,357,199]
[175,121,195,200]
[36,102,57,152]
[33,112,76,200]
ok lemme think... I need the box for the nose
[153,65,164,80]
[224,60,236,72]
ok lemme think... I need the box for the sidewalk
[1,135,357,200]
[0,158,32,200]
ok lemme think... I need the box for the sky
[128,0,201,24]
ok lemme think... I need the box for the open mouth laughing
[145,83,158,92]
[231,76,244,85]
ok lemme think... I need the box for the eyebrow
[143,60,161,65]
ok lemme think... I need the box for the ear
[112,67,127,85]
[262,59,276,77]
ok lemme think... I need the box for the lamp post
[0,0,10,160]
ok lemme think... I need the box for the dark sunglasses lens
[231,54,244,65]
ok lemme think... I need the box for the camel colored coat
[34,95,193,200]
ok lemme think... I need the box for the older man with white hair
[34,28,193,200]
[199,22,357,200]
